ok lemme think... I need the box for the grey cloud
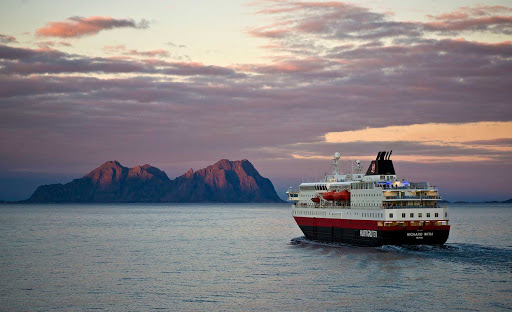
[0,34,17,44]
[0,45,240,77]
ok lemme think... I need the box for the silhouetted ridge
[26,159,282,203]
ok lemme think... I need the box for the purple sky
[1,1,511,201]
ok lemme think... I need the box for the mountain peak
[213,159,235,170]
[185,168,194,177]
[101,160,123,167]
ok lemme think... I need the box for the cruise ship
[287,151,450,246]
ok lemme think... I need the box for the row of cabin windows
[362,213,383,218]
[351,183,374,190]
[354,193,380,197]
[389,212,447,218]
[303,211,325,216]
[353,203,381,207]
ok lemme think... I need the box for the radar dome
[334,152,341,159]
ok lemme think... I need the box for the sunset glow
[325,122,512,152]
[0,0,511,201]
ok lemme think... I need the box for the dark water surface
[0,203,511,311]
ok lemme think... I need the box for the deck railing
[385,196,441,200]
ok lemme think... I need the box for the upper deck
[287,151,443,210]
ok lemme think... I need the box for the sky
[0,0,511,202]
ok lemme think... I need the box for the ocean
[0,203,510,311]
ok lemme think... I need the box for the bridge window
[410,213,414,218]
[435,213,438,217]
[389,213,394,218]
[427,213,431,218]
[402,213,406,218]
[419,213,422,217]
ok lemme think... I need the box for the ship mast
[333,152,341,181]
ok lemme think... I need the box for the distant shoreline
[2,200,510,205]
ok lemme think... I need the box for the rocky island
[26,159,283,203]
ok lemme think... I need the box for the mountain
[502,198,512,203]
[162,159,281,202]
[25,159,282,203]
[27,161,171,203]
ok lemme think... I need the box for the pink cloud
[249,1,422,41]
[425,16,512,32]
[36,41,72,49]
[296,20,326,33]
[247,27,290,38]
[103,44,126,53]
[36,16,149,38]
[429,5,512,20]
[424,5,512,33]
[126,49,169,58]
[103,45,169,58]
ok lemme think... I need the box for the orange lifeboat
[311,196,320,203]
[333,190,350,201]
[322,191,335,201]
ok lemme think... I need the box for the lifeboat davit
[322,191,335,201]
[311,196,320,203]
[333,190,350,201]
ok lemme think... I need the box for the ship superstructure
[287,151,450,246]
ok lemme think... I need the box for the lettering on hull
[406,232,434,239]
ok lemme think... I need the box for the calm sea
[0,203,510,311]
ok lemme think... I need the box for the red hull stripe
[294,216,450,231]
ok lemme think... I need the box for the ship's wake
[290,236,381,251]
[291,237,512,271]
[380,243,512,270]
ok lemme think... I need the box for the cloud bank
[0,2,511,200]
